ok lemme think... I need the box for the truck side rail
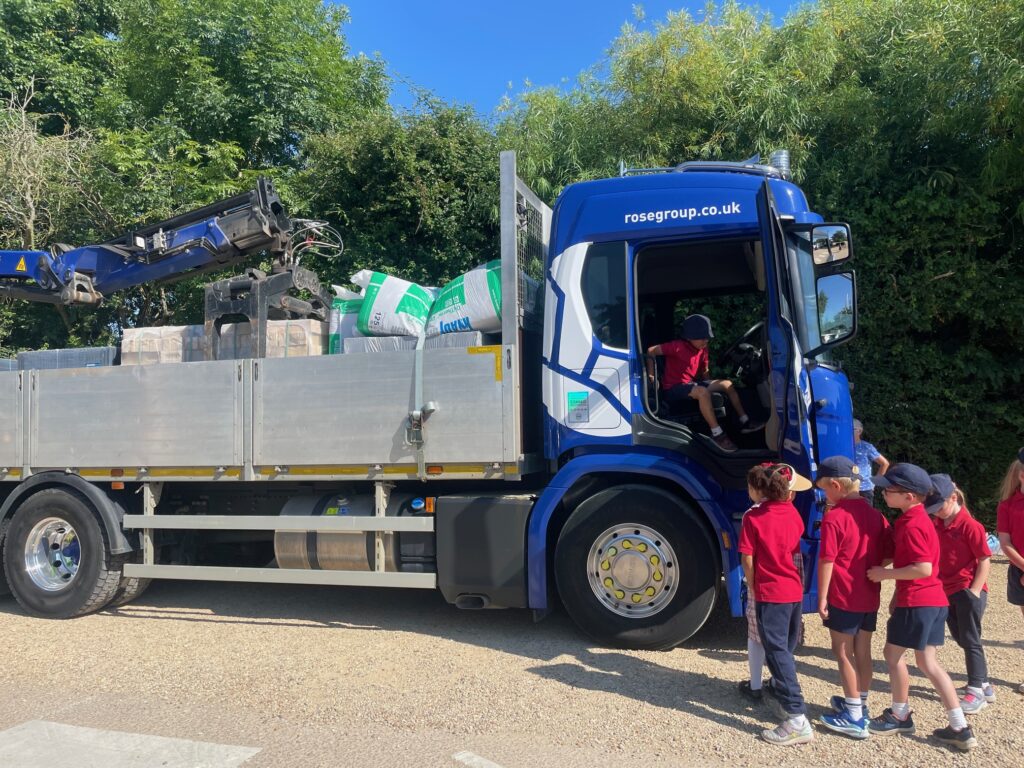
[119,483,438,589]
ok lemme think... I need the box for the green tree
[0,0,119,130]
[297,101,501,287]
[94,0,388,165]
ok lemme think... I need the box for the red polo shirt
[738,500,804,603]
[892,504,947,608]
[996,490,1024,556]
[660,340,708,390]
[819,497,890,612]
[934,506,990,595]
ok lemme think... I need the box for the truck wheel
[554,485,719,650]
[2,489,125,618]
[108,549,151,608]
[0,526,10,597]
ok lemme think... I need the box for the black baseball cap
[924,473,956,515]
[1019,447,1024,463]
[817,455,860,480]
[873,462,933,496]
[681,314,714,340]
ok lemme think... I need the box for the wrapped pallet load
[121,325,208,365]
[217,319,327,359]
[351,269,435,337]
[425,260,501,337]
[328,286,364,353]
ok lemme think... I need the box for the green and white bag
[425,260,501,337]
[351,269,435,337]
[328,286,364,354]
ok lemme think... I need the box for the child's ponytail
[747,463,793,502]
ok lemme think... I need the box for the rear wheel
[554,485,719,650]
[108,548,151,608]
[0,527,10,597]
[2,489,125,618]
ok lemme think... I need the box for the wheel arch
[527,453,742,614]
[0,473,136,557]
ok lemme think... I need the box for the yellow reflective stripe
[254,463,516,476]
[76,467,241,478]
[467,345,503,381]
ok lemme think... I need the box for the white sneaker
[958,684,996,703]
[959,692,988,714]
[762,719,814,746]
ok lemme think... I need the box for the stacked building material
[121,326,208,366]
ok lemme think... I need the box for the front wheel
[2,489,125,618]
[554,485,719,650]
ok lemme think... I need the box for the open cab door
[758,181,828,613]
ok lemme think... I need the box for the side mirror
[811,224,852,266]
[809,271,856,355]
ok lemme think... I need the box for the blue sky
[340,1,806,115]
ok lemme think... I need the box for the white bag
[351,270,435,337]
[328,286,364,353]
[425,260,502,337]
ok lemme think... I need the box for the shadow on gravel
[0,578,776,734]
[82,578,747,652]
[526,649,758,733]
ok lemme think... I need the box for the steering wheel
[716,321,766,385]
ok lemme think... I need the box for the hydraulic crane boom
[0,178,291,305]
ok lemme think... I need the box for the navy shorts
[665,379,712,398]
[886,606,947,650]
[824,605,877,636]
[1009,565,1024,606]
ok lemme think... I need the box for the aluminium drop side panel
[0,371,21,470]
[29,361,243,469]
[420,347,504,463]
[252,350,504,468]
[253,353,414,467]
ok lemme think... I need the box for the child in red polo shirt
[995,447,1024,695]
[646,314,763,453]
[738,462,813,746]
[927,474,993,713]
[866,463,977,751]
[814,456,891,740]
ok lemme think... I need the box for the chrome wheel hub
[24,517,81,592]
[586,523,677,618]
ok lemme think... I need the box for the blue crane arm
[0,178,291,305]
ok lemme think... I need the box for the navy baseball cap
[925,473,956,515]
[1019,446,1024,463]
[681,314,714,340]
[873,462,933,496]
[817,455,860,480]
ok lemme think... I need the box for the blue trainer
[869,708,915,736]
[819,711,870,740]
[829,695,869,720]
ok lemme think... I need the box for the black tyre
[0,526,10,597]
[2,489,125,618]
[554,484,719,650]
[108,548,151,608]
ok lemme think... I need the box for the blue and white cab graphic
[543,242,631,442]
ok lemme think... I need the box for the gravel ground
[1,558,1022,767]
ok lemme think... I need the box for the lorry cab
[536,155,858,644]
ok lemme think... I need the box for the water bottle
[987,533,1002,556]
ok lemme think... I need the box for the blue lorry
[0,151,856,649]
